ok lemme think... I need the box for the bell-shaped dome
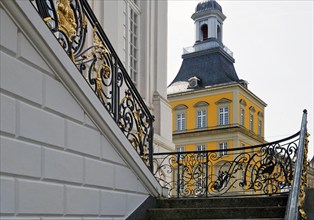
[195,0,222,13]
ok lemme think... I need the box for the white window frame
[239,99,247,127]
[196,144,206,151]
[197,109,206,128]
[258,111,264,137]
[194,101,209,129]
[250,113,254,131]
[176,146,185,161]
[258,119,262,136]
[124,0,140,86]
[174,105,188,131]
[219,142,228,156]
[240,108,245,126]
[176,113,186,131]
[219,106,229,126]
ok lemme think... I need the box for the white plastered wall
[0,1,164,219]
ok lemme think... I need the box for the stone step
[156,195,288,209]
[147,206,286,220]
[189,219,284,220]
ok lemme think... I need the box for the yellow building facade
[169,84,266,154]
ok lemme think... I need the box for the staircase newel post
[205,151,209,197]
[112,61,119,123]
[149,125,154,173]
[285,110,308,220]
[177,152,181,198]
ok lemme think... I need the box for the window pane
[177,113,185,130]
[197,145,205,151]
[219,107,229,125]
[240,108,245,126]
[219,142,228,156]
[197,110,206,128]
[250,114,254,131]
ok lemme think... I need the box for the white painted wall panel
[100,190,127,216]
[84,158,114,188]
[0,136,41,178]
[0,94,16,135]
[67,120,101,157]
[0,51,43,104]
[18,32,53,74]
[0,7,17,53]
[45,76,85,122]
[18,180,64,214]
[44,148,84,183]
[0,177,15,214]
[19,102,65,148]
[65,186,99,215]
[115,165,141,192]
[100,135,125,165]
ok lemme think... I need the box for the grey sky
[167,0,314,159]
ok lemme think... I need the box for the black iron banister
[285,110,308,220]
[153,123,303,198]
[30,0,154,172]
[80,0,153,122]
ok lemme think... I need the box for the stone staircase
[146,195,288,220]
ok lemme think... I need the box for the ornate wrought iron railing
[30,0,154,171]
[153,111,308,199]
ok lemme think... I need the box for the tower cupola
[168,0,244,95]
[192,0,226,43]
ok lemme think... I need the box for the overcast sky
[167,0,314,159]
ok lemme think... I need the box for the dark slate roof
[169,46,240,90]
[195,0,222,13]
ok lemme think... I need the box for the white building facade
[0,0,171,219]
[90,0,174,153]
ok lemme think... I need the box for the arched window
[174,105,188,131]
[201,24,208,41]
[194,101,209,128]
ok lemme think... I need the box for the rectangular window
[129,8,138,84]
[219,107,229,125]
[258,119,262,136]
[197,145,206,151]
[197,110,206,128]
[240,108,245,126]
[250,114,254,131]
[176,147,185,152]
[176,146,185,161]
[219,142,228,156]
[177,113,186,130]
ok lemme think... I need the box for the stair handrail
[30,0,154,171]
[284,110,308,220]
[153,111,309,198]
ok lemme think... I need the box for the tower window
[217,25,221,41]
[201,24,208,41]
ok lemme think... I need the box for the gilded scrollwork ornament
[298,133,309,220]
[56,0,77,43]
